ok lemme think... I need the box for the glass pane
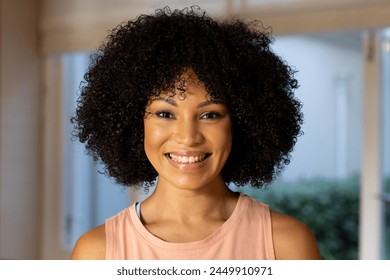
[62,53,131,250]
[381,28,390,259]
[236,31,363,259]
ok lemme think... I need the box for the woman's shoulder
[71,224,106,260]
[270,210,321,260]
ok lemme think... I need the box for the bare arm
[71,224,106,260]
[271,210,321,260]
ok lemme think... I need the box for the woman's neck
[140,176,238,223]
[138,178,239,242]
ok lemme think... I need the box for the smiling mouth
[165,153,211,164]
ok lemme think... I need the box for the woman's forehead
[150,69,210,99]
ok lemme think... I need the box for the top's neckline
[128,192,248,250]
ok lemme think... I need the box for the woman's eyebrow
[152,97,225,108]
[197,99,226,108]
[153,97,177,106]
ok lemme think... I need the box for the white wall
[0,0,41,259]
[272,34,363,180]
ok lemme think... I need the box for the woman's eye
[155,111,174,119]
[201,112,222,119]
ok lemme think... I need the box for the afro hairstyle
[72,6,303,189]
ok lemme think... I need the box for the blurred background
[1,0,390,259]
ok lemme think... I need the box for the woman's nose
[172,118,204,146]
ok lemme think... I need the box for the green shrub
[237,176,360,259]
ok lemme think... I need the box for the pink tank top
[105,193,275,259]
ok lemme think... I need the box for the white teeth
[169,153,207,163]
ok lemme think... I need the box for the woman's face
[143,74,232,191]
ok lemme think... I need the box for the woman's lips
[165,152,211,170]
[168,153,210,163]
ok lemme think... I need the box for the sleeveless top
[105,193,275,259]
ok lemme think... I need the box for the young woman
[70,7,321,260]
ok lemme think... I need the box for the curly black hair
[72,6,303,189]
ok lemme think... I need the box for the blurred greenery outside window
[240,176,361,260]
